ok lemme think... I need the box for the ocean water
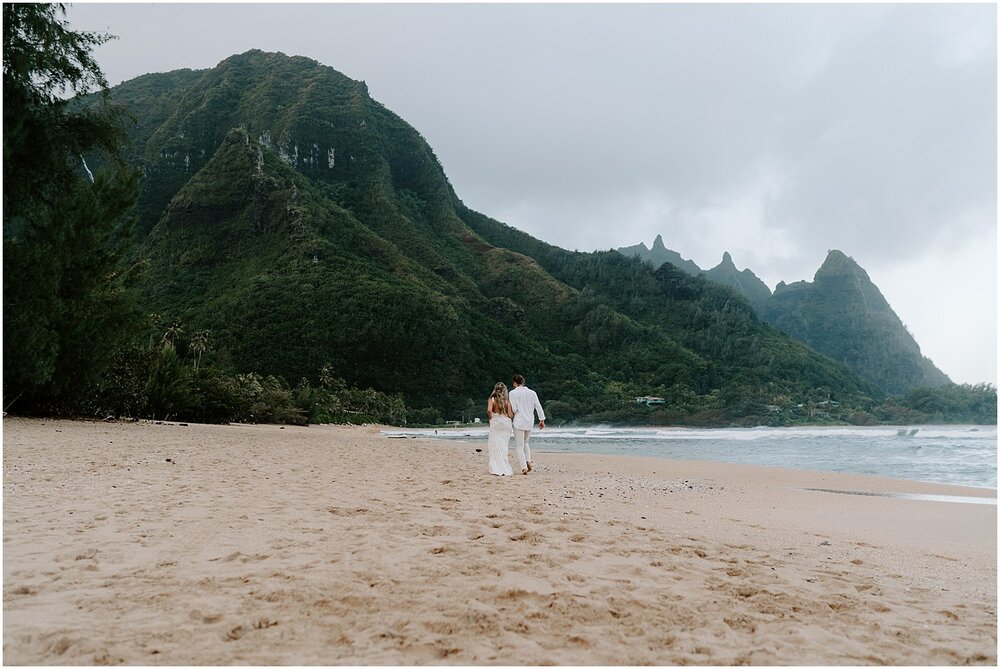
[385,424,997,489]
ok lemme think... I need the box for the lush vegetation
[89,320,409,425]
[761,251,951,395]
[619,237,953,397]
[3,3,140,412]
[5,37,994,428]
[1,15,418,426]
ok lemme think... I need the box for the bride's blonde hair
[491,382,509,414]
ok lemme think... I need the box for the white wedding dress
[487,415,514,476]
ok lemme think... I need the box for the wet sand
[3,418,996,664]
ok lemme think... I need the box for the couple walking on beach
[486,374,546,476]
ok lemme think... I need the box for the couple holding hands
[486,374,546,477]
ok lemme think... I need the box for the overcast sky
[67,3,997,385]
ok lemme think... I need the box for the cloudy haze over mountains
[68,3,996,384]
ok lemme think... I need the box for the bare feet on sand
[527,462,533,472]
[522,468,529,475]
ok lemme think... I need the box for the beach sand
[3,417,995,665]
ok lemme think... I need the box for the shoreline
[393,421,997,432]
[4,418,996,664]
[388,423,999,491]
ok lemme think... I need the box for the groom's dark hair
[512,374,525,386]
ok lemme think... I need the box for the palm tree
[190,330,210,370]
[162,321,184,346]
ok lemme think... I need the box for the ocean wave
[381,424,996,488]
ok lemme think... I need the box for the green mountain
[704,252,772,314]
[762,250,951,396]
[100,50,887,424]
[617,234,952,396]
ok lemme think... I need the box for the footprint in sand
[327,506,370,516]
[211,551,270,563]
[8,585,37,596]
[724,614,759,633]
[48,636,74,656]
[225,625,246,641]
[508,531,541,543]
[421,526,447,537]
[191,610,224,624]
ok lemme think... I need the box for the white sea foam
[383,424,997,488]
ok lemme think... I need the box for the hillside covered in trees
[619,239,953,396]
[5,29,994,426]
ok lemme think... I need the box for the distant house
[635,396,666,406]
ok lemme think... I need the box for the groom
[509,374,545,475]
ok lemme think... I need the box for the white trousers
[513,428,532,471]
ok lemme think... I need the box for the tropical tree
[190,330,210,370]
[161,321,184,346]
[3,3,140,412]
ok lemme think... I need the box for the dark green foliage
[3,3,124,218]
[899,383,997,424]
[144,341,191,420]
[82,323,411,425]
[4,169,141,400]
[90,345,156,418]
[3,4,142,412]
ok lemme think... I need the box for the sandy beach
[3,418,996,665]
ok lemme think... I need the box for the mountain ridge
[97,51,897,424]
[617,237,950,394]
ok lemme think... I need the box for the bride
[486,382,514,476]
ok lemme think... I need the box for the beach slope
[3,418,995,664]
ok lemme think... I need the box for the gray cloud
[67,3,997,383]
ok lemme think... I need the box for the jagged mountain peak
[816,249,869,280]
[617,235,950,394]
[763,251,950,394]
[618,235,702,276]
[704,251,771,312]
